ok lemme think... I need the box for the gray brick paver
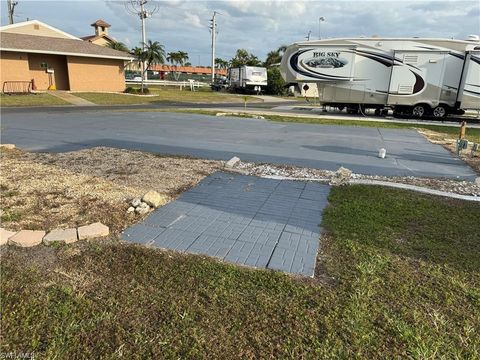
[123,172,330,277]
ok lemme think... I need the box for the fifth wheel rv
[281,37,480,118]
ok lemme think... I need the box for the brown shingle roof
[81,34,116,43]
[91,19,111,28]
[0,32,133,60]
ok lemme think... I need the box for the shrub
[265,67,286,96]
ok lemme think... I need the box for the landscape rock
[142,190,167,208]
[0,144,16,150]
[135,202,150,214]
[475,177,480,187]
[77,222,109,241]
[0,228,17,246]
[8,230,45,247]
[131,198,142,207]
[43,228,78,245]
[225,156,241,168]
[330,166,352,185]
[127,206,135,213]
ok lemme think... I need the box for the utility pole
[125,0,158,91]
[210,11,217,84]
[140,0,147,82]
[7,0,18,24]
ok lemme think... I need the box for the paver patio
[122,172,330,276]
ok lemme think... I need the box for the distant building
[149,65,228,78]
[81,19,116,47]
[0,20,133,92]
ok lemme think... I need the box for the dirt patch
[418,128,480,174]
[0,148,221,233]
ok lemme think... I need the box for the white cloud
[184,12,203,28]
[1,0,478,64]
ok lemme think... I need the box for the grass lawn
[74,88,259,105]
[1,185,479,358]
[0,93,69,107]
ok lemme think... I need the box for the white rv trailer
[281,37,480,118]
[229,66,268,93]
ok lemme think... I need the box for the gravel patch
[235,162,480,197]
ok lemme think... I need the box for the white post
[318,17,325,40]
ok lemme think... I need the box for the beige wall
[0,51,30,89]
[67,56,125,92]
[28,53,69,90]
[2,23,73,39]
[90,37,111,47]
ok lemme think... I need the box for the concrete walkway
[123,172,330,277]
[47,91,96,106]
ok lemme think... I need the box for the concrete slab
[8,230,45,247]
[1,110,475,179]
[122,172,330,276]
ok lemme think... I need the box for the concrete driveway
[1,109,475,179]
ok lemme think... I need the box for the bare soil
[418,128,480,174]
[0,147,221,233]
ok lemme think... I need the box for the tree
[106,41,129,53]
[215,58,229,69]
[265,67,286,95]
[137,40,166,92]
[263,45,288,67]
[166,51,189,80]
[230,49,261,67]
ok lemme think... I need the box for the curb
[227,169,480,202]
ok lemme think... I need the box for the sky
[1,0,479,66]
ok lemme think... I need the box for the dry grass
[0,148,221,233]
[0,93,70,107]
[418,128,480,174]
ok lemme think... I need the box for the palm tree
[167,51,189,80]
[106,41,129,53]
[264,45,288,67]
[215,58,229,69]
[137,40,166,92]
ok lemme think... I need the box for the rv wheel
[432,105,447,118]
[412,105,426,118]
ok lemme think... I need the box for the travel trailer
[229,66,268,93]
[281,37,480,118]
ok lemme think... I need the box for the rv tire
[432,105,447,118]
[412,104,427,118]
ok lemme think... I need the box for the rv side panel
[458,51,480,110]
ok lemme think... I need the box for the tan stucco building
[0,20,133,92]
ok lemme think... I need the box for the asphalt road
[1,109,475,180]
